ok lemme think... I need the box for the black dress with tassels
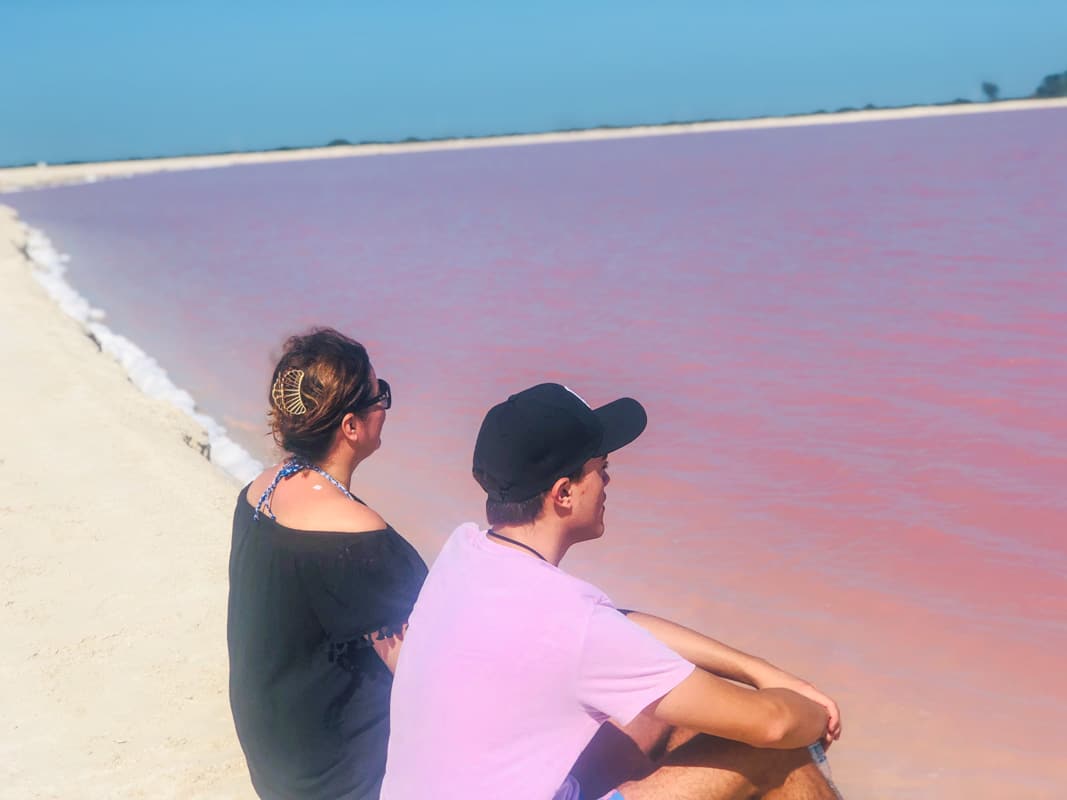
[227,487,427,800]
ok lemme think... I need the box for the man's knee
[748,745,819,795]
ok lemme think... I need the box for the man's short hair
[485,463,586,527]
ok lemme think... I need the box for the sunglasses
[352,378,391,412]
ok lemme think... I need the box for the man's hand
[751,666,841,749]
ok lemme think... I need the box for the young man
[382,383,843,800]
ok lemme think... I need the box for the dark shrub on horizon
[1034,70,1067,98]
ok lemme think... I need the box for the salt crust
[22,224,263,483]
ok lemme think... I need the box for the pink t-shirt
[381,523,695,800]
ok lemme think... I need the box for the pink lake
[10,107,1067,798]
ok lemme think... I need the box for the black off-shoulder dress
[227,485,427,800]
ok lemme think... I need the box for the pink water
[11,108,1067,797]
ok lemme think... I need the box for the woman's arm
[371,625,406,674]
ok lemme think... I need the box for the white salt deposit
[23,225,263,483]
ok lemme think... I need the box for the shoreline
[15,218,263,484]
[3,97,1066,193]
[0,206,252,796]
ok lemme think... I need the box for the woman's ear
[340,412,362,444]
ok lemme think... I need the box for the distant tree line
[313,64,1067,152]
[1033,69,1067,98]
[979,68,1067,102]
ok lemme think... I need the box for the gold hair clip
[271,368,308,415]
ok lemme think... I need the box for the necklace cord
[486,529,548,562]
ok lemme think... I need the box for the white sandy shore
[0,205,251,797]
[2,98,1065,194]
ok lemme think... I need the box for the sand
[0,205,251,798]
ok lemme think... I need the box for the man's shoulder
[426,523,613,610]
[433,521,487,567]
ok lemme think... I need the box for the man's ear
[549,476,573,509]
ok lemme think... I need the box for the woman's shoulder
[245,464,389,535]
[320,493,389,534]
[246,466,278,502]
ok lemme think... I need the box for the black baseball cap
[472,383,647,503]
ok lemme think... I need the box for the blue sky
[2,0,1065,165]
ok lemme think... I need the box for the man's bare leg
[620,734,836,800]
[571,714,837,800]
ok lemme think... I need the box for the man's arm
[650,668,829,750]
[621,610,772,685]
[622,610,842,747]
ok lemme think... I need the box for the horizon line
[3,96,1066,193]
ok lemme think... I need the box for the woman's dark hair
[485,464,587,528]
[268,328,375,463]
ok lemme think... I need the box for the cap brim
[594,397,647,454]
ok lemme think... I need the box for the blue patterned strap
[253,458,357,521]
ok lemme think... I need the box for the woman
[227,328,427,800]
